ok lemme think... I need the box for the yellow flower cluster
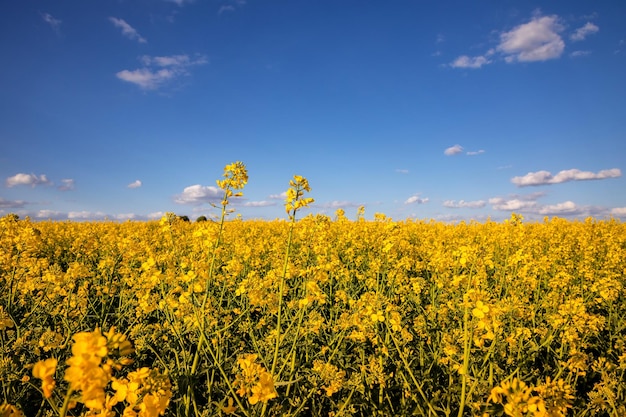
[487,377,573,417]
[29,328,169,417]
[233,354,277,405]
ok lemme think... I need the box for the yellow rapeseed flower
[32,358,57,399]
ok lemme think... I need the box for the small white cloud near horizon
[444,200,486,209]
[175,184,223,205]
[269,191,288,200]
[570,22,599,41]
[35,210,65,220]
[405,195,429,205]
[68,211,107,220]
[0,198,27,209]
[243,201,275,207]
[489,197,538,211]
[116,54,208,90]
[512,168,621,187]
[611,207,626,216]
[58,179,75,191]
[6,173,52,188]
[128,180,142,189]
[444,144,464,156]
[109,17,147,43]
[538,201,579,215]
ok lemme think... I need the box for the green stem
[270,213,295,376]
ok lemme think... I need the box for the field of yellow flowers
[1,163,626,417]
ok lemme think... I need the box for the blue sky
[1,0,625,222]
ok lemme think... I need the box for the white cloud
[450,55,491,69]
[570,22,599,41]
[41,12,61,32]
[219,5,236,14]
[116,68,176,90]
[497,15,565,63]
[68,211,107,220]
[116,54,208,90]
[570,50,591,58]
[443,200,486,209]
[319,201,359,209]
[444,144,464,156]
[58,179,75,191]
[538,201,578,215]
[466,150,485,156]
[611,207,626,216]
[405,195,429,205]
[511,168,621,186]
[114,213,138,220]
[243,201,275,207]
[395,169,409,174]
[6,173,52,188]
[34,210,64,220]
[489,197,537,211]
[148,211,166,219]
[128,180,142,189]
[165,0,195,5]
[109,17,147,43]
[0,198,27,209]
[269,192,287,200]
[174,184,222,204]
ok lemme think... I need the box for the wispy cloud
[174,184,222,204]
[570,22,599,41]
[0,198,27,209]
[489,192,544,211]
[165,0,195,6]
[218,0,246,14]
[466,149,485,156]
[68,211,107,220]
[570,50,591,58]
[58,179,75,191]
[612,207,626,216]
[243,201,275,207]
[128,180,142,189]
[450,55,491,69]
[6,173,52,188]
[269,192,287,200]
[443,200,486,209]
[109,17,147,43]
[116,54,208,90]
[41,12,61,33]
[395,169,409,174]
[35,210,65,220]
[218,5,236,14]
[405,195,429,205]
[511,168,621,187]
[318,201,360,209]
[444,144,464,156]
[537,201,579,215]
[489,197,538,211]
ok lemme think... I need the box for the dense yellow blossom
[2,196,625,416]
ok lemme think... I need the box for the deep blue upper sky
[1,0,625,221]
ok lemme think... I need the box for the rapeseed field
[1,163,625,416]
